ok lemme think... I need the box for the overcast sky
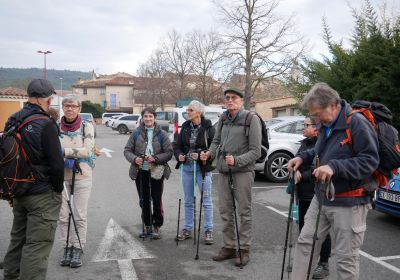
[0,0,397,75]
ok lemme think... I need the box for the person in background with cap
[3,79,64,280]
[201,88,261,267]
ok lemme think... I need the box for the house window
[83,88,87,95]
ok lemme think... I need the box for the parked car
[255,116,305,183]
[374,172,400,217]
[80,113,97,138]
[169,106,225,143]
[112,114,141,134]
[102,112,128,126]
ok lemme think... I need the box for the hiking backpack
[340,100,400,189]
[0,113,50,203]
[220,111,269,163]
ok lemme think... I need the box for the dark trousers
[135,170,164,227]
[298,199,331,263]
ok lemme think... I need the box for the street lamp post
[37,50,52,79]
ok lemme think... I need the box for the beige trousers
[291,196,370,280]
[58,178,92,248]
[218,171,254,250]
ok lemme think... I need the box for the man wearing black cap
[3,79,64,280]
[201,87,261,267]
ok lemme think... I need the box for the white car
[111,114,141,134]
[255,116,305,183]
[102,112,128,126]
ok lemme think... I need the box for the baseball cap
[223,87,244,98]
[27,79,56,98]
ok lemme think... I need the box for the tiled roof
[0,87,28,99]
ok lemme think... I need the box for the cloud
[0,0,396,74]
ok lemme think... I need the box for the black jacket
[296,136,317,201]
[5,103,64,195]
[298,100,379,206]
[173,117,215,172]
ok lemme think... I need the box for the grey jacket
[124,123,173,180]
[298,100,379,206]
[209,108,261,173]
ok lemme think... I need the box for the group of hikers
[1,78,394,280]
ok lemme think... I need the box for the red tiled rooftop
[0,87,28,98]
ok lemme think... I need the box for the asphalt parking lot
[1,124,400,280]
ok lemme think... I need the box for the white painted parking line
[265,205,400,275]
[118,260,139,280]
[376,255,400,261]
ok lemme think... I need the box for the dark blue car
[375,174,400,217]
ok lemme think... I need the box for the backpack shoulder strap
[340,109,376,147]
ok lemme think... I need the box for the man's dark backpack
[0,113,50,203]
[340,100,400,188]
[221,111,269,163]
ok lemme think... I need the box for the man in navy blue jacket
[288,83,379,280]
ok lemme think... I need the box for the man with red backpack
[1,79,64,280]
[288,83,379,280]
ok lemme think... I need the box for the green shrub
[81,101,105,118]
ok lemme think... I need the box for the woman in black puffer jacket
[173,100,216,245]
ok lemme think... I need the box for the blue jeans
[181,162,213,231]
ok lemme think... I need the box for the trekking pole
[148,155,153,241]
[193,160,197,245]
[195,157,206,260]
[280,171,295,280]
[139,155,145,241]
[226,153,243,269]
[307,156,322,280]
[64,160,83,251]
[286,188,297,276]
[176,163,183,246]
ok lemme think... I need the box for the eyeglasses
[224,95,240,101]
[63,104,80,109]
[186,108,194,112]
[303,123,315,128]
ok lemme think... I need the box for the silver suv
[255,116,305,183]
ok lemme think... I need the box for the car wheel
[265,152,291,183]
[118,125,128,134]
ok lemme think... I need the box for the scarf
[61,115,82,132]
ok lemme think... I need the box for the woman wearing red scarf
[58,94,95,269]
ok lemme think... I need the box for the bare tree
[189,30,227,104]
[215,0,307,108]
[161,30,194,100]
[137,49,171,109]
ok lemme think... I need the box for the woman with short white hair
[173,100,216,244]
[58,94,95,268]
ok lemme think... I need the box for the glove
[64,159,75,169]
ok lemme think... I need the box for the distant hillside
[0,68,91,90]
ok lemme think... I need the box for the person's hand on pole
[191,152,199,160]
[135,156,144,167]
[200,151,209,161]
[288,157,303,172]
[313,165,334,183]
[225,155,234,167]
[178,154,186,162]
[146,155,155,164]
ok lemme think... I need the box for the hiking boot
[139,226,153,238]
[312,262,329,279]
[175,229,192,241]
[204,230,214,245]
[152,227,161,240]
[235,249,250,267]
[60,246,73,266]
[70,247,83,268]
[212,247,237,262]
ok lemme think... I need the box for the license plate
[379,190,400,204]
